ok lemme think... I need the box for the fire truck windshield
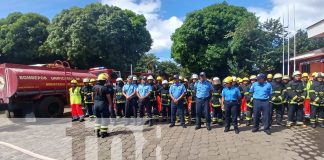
[0,76,4,90]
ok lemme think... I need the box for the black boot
[311,123,316,128]
[95,129,100,138]
[101,132,109,138]
[149,119,153,126]
[319,123,324,128]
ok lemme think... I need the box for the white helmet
[292,71,301,77]
[232,76,237,82]
[83,78,90,83]
[116,78,123,82]
[162,80,168,84]
[147,75,154,80]
[212,77,220,85]
[191,74,198,79]
[132,76,138,81]
[273,73,283,79]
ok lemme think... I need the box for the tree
[288,29,324,54]
[171,2,258,78]
[0,12,50,64]
[41,3,152,70]
[135,53,159,73]
[157,60,181,76]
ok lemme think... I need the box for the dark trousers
[288,104,304,123]
[94,101,110,127]
[84,103,94,116]
[151,100,159,117]
[116,103,125,117]
[212,106,223,120]
[196,98,211,127]
[224,101,239,129]
[139,98,152,118]
[162,104,171,118]
[253,99,270,131]
[270,103,284,123]
[191,102,196,120]
[310,105,324,123]
[171,101,184,125]
[125,98,137,118]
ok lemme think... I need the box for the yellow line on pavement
[0,141,57,160]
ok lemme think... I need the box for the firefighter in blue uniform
[169,75,187,128]
[123,76,138,119]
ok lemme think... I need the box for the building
[288,19,324,74]
[289,48,324,73]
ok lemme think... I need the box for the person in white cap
[159,80,171,122]
[211,77,224,125]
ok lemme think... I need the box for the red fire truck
[0,60,119,118]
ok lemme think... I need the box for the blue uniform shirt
[123,83,138,96]
[194,80,213,98]
[250,82,272,100]
[169,82,186,99]
[221,87,241,101]
[137,83,152,97]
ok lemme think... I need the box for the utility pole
[293,0,296,72]
[282,14,285,75]
[287,1,290,76]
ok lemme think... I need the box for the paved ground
[0,111,324,160]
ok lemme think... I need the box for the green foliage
[0,12,50,63]
[171,2,257,78]
[288,29,324,54]
[41,3,152,70]
[158,60,181,76]
[135,53,159,73]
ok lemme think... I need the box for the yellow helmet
[302,73,309,78]
[237,77,242,83]
[242,77,249,81]
[90,78,96,83]
[250,75,257,80]
[267,74,273,79]
[97,73,109,81]
[71,79,78,84]
[312,72,317,77]
[168,80,173,84]
[156,76,162,81]
[224,76,233,83]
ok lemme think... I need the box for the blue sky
[1,0,321,61]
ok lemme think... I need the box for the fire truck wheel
[37,96,64,118]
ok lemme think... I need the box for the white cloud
[101,0,183,53]
[248,0,324,32]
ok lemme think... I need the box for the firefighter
[69,79,85,122]
[182,78,191,124]
[189,74,198,123]
[241,77,251,126]
[81,78,95,119]
[270,73,285,126]
[309,72,324,128]
[221,76,241,134]
[282,75,290,114]
[233,76,243,125]
[286,71,307,128]
[90,78,96,86]
[245,75,257,126]
[123,76,138,119]
[267,74,273,83]
[169,74,187,128]
[148,75,159,121]
[93,73,113,138]
[160,80,171,122]
[302,73,311,119]
[211,77,223,125]
[115,78,125,118]
[136,76,153,126]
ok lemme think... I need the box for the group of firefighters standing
[68,70,323,138]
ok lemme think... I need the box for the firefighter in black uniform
[148,75,159,121]
[309,72,324,128]
[160,80,171,122]
[115,78,125,118]
[93,73,113,138]
[286,71,307,127]
[241,77,252,126]
[183,78,191,124]
[189,74,198,123]
[81,78,95,118]
[211,77,223,125]
[270,73,285,126]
